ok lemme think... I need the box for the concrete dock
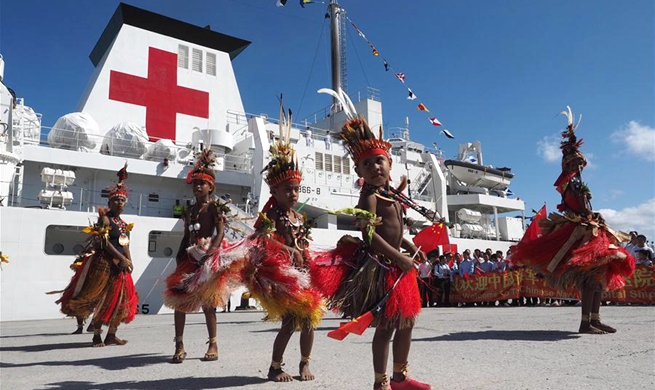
[1,306,653,390]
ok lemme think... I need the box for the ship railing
[31,125,253,173]
[299,87,381,126]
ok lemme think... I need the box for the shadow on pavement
[413,329,581,342]
[0,353,165,370]
[34,376,268,390]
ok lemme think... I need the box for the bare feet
[171,341,187,364]
[202,340,218,361]
[268,366,293,382]
[104,334,128,346]
[299,361,315,381]
[92,334,105,347]
[591,320,617,333]
[579,322,607,334]
[71,326,83,335]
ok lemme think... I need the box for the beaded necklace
[188,201,210,236]
[110,215,130,246]
[275,206,310,250]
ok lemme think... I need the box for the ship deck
[1,306,653,390]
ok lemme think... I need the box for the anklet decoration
[300,355,311,363]
[374,372,389,383]
[393,361,409,377]
[207,336,218,344]
[590,313,600,321]
[581,314,590,321]
[174,336,183,342]
[271,361,283,370]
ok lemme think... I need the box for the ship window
[44,225,87,256]
[315,152,323,170]
[342,160,350,175]
[206,52,217,76]
[148,231,184,257]
[192,48,203,73]
[324,154,333,172]
[333,155,342,174]
[178,45,189,69]
[101,189,110,198]
[148,193,159,202]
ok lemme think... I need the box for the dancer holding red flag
[510,107,635,334]
[311,91,431,390]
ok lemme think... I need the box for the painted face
[109,196,127,215]
[356,153,391,187]
[192,179,213,198]
[271,180,300,210]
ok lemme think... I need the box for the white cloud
[597,198,655,240]
[611,121,655,161]
[537,135,560,162]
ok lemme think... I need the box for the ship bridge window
[192,48,203,73]
[178,45,189,69]
[44,225,87,256]
[101,189,110,198]
[333,155,342,174]
[325,155,333,172]
[315,152,323,170]
[148,193,159,202]
[342,160,350,175]
[206,52,216,76]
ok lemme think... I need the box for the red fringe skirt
[163,240,246,313]
[310,236,421,329]
[510,219,635,291]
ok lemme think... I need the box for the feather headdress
[559,106,586,169]
[186,149,216,185]
[108,162,129,200]
[318,87,391,164]
[262,96,302,187]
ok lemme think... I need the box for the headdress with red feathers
[262,97,302,188]
[186,149,216,185]
[317,87,391,164]
[108,163,129,201]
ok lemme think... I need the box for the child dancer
[243,105,322,382]
[312,100,431,390]
[56,163,138,347]
[164,150,242,363]
[510,107,635,333]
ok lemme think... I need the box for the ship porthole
[72,244,84,253]
[52,243,64,254]
[163,247,173,257]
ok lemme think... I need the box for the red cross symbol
[109,47,209,141]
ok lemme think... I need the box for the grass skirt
[57,250,137,326]
[510,214,635,291]
[241,236,323,331]
[163,240,246,313]
[310,236,421,329]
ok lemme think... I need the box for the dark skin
[355,154,426,389]
[262,180,314,382]
[172,179,225,360]
[92,197,132,347]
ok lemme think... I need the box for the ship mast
[328,0,347,110]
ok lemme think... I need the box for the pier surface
[1,306,653,390]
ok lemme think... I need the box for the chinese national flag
[520,205,547,243]
[412,222,449,254]
[417,103,430,112]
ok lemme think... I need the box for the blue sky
[1,0,653,238]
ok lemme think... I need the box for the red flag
[520,205,547,243]
[395,73,406,83]
[327,311,374,340]
[417,103,430,112]
[428,117,442,127]
[412,222,449,254]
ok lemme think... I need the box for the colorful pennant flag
[300,0,314,7]
[428,117,442,127]
[276,0,288,6]
[441,129,455,139]
[417,103,430,112]
[384,61,390,71]
[395,73,406,83]
[407,89,416,100]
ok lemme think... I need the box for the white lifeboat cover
[101,122,148,158]
[457,208,482,223]
[48,112,99,152]
[146,139,177,161]
[12,104,41,141]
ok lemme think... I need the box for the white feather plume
[317,88,354,120]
